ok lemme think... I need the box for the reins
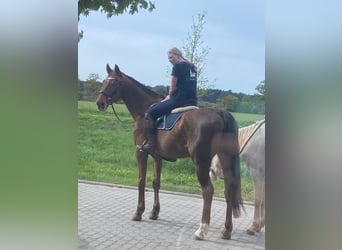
[110,103,122,122]
[239,120,265,154]
[99,88,122,122]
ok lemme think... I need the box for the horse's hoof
[193,223,208,240]
[246,228,256,235]
[132,213,142,221]
[192,233,204,240]
[247,224,261,235]
[149,212,158,220]
[221,229,231,240]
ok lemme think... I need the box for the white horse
[210,120,265,235]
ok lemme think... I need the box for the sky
[78,0,264,94]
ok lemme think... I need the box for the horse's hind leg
[247,175,265,234]
[219,153,242,240]
[192,155,214,240]
[149,158,162,220]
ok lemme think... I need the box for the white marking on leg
[193,223,209,240]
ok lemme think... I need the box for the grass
[78,101,265,202]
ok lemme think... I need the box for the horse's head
[96,64,124,111]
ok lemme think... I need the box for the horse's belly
[158,145,190,159]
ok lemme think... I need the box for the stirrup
[137,140,154,153]
[136,140,146,152]
[136,141,176,162]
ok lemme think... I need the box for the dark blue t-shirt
[171,61,197,105]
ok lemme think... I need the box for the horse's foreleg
[260,183,265,228]
[247,177,265,234]
[193,163,214,240]
[132,151,148,221]
[149,158,162,220]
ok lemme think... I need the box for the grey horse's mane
[239,120,265,153]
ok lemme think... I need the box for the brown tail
[231,154,244,218]
[217,110,238,134]
[217,110,244,217]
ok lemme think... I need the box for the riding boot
[140,113,157,154]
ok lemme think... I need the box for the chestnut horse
[96,64,242,240]
[210,120,265,235]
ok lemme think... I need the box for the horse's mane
[239,120,265,151]
[124,73,164,99]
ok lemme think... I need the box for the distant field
[78,101,265,201]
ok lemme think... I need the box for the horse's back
[157,108,239,159]
[241,122,265,175]
[181,108,239,156]
[181,108,238,133]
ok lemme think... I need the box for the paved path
[78,181,265,250]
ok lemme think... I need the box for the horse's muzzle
[96,95,108,111]
[96,101,106,111]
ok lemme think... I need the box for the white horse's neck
[239,120,265,153]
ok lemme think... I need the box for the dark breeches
[146,98,182,120]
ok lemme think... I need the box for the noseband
[99,77,122,122]
[99,89,113,103]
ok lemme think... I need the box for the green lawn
[78,101,265,201]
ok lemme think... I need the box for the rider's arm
[169,75,177,96]
[162,75,177,101]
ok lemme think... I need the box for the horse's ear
[114,64,122,77]
[106,64,113,74]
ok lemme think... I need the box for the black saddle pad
[156,112,183,131]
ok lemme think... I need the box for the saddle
[143,105,198,162]
[156,106,198,131]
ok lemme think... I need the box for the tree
[78,77,84,100]
[86,73,101,82]
[182,11,213,95]
[78,0,155,41]
[81,73,102,101]
[256,80,265,97]
[151,85,168,96]
[217,94,239,112]
[236,94,265,114]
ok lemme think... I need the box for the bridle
[99,77,122,122]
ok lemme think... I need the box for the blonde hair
[168,47,197,72]
[168,47,183,57]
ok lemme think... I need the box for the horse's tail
[217,110,239,135]
[217,110,244,218]
[231,154,245,218]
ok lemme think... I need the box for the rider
[138,47,197,154]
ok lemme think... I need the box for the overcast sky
[78,0,264,94]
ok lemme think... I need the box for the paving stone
[78,181,265,250]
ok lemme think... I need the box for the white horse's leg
[247,176,264,234]
[209,154,222,180]
[260,179,265,228]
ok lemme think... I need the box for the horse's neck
[239,123,258,148]
[121,78,161,120]
[239,120,265,150]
